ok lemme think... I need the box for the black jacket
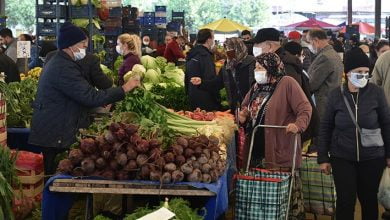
[318,83,390,163]
[0,53,20,83]
[29,51,125,149]
[185,45,221,111]
[46,51,113,90]
[277,47,320,141]
[220,55,256,112]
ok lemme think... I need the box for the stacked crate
[36,0,67,44]
[141,12,158,41]
[167,11,185,34]
[104,1,123,37]
[155,6,167,29]
[122,6,140,35]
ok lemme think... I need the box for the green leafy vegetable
[144,69,160,83]
[140,55,158,71]
[155,56,168,72]
[150,83,190,111]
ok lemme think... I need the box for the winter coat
[220,55,256,112]
[371,50,390,106]
[118,53,140,85]
[185,44,221,111]
[317,83,390,164]
[308,45,344,119]
[164,40,185,63]
[46,51,113,90]
[241,76,312,168]
[0,53,20,83]
[29,51,125,149]
[278,48,320,141]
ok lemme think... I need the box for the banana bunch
[21,67,42,80]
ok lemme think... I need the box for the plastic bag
[378,167,390,209]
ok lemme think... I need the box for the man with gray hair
[307,29,343,119]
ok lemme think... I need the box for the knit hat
[255,52,285,77]
[344,48,370,73]
[253,28,280,44]
[288,31,301,40]
[57,22,87,49]
[284,41,303,56]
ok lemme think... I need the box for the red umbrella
[285,18,339,30]
[340,22,375,35]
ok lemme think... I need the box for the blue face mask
[72,47,86,61]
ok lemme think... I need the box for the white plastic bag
[378,168,390,209]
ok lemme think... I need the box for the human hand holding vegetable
[122,77,140,93]
[238,107,249,124]
[190,77,202,86]
[286,123,299,134]
[320,163,331,175]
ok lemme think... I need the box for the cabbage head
[144,69,160,83]
[140,55,158,71]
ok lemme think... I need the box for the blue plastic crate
[69,5,97,18]
[37,22,58,36]
[37,4,67,18]
[122,18,140,27]
[155,6,166,12]
[155,17,167,24]
[143,12,155,18]
[143,17,155,26]
[109,7,122,17]
[104,27,122,36]
[172,11,185,18]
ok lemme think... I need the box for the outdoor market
[0,0,390,220]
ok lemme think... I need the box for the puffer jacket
[318,83,390,163]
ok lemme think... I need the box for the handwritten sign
[17,41,31,58]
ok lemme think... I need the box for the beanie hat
[253,28,280,44]
[288,31,301,40]
[57,22,87,49]
[284,41,303,56]
[344,48,370,73]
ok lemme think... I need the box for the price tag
[17,41,31,58]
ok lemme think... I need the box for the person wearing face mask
[116,33,142,85]
[239,53,312,220]
[369,40,390,78]
[307,29,343,119]
[141,35,156,56]
[164,36,186,64]
[28,23,141,175]
[318,47,390,220]
[186,28,221,111]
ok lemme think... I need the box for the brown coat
[242,76,312,169]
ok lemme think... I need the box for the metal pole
[348,0,353,25]
[375,0,381,39]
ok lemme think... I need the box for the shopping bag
[300,156,336,216]
[378,167,390,209]
[234,169,291,220]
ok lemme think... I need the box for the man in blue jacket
[29,22,140,175]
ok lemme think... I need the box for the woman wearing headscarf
[318,48,390,220]
[239,52,312,219]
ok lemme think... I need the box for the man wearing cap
[29,22,140,175]
[307,29,343,119]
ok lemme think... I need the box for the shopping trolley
[300,154,336,219]
[234,125,298,220]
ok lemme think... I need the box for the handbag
[340,86,384,147]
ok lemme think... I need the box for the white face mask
[299,56,304,64]
[143,41,149,46]
[210,40,215,50]
[308,44,317,54]
[348,72,369,88]
[116,45,123,55]
[254,70,268,84]
[72,48,86,61]
[253,47,262,57]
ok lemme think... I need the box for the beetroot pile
[57,122,226,183]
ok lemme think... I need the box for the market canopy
[199,18,251,33]
[284,18,339,30]
[340,22,376,35]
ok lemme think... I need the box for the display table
[43,171,228,220]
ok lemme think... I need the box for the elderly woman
[318,48,390,220]
[239,52,312,219]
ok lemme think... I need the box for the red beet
[102,151,112,160]
[192,160,201,169]
[116,153,128,166]
[164,152,175,163]
[57,159,73,173]
[116,170,129,180]
[109,122,121,132]
[164,163,177,172]
[104,130,116,143]
[114,128,126,141]
[136,139,150,153]
[194,147,203,157]
[80,138,97,154]
[101,170,115,180]
[130,134,142,144]
[209,135,219,146]
[187,169,202,182]
[198,135,209,145]
[90,154,98,160]
[110,160,119,170]
[68,149,84,165]
[140,165,150,180]
[176,137,189,148]
[202,149,211,159]
[184,148,195,158]
[136,154,148,166]
[81,158,95,175]
[95,158,107,170]
[201,163,212,174]
[126,146,137,160]
[210,170,219,182]
[124,124,139,136]
[172,144,183,155]
[172,170,184,182]
[124,160,137,171]
[149,148,162,161]
[113,142,126,152]
[72,167,84,176]
[100,144,112,152]
[180,163,194,175]
[95,135,107,148]
[198,155,208,164]
[150,170,162,181]
[149,139,161,148]
[161,172,172,184]
[155,157,166,169]
[202,174,212,183]
[175,155,186,166]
